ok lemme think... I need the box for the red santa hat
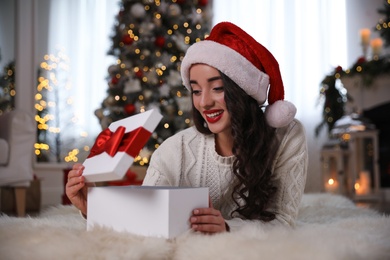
[180,22,296,128]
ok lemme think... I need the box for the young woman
[66,22,308,234]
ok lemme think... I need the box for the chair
[0,110,36,216]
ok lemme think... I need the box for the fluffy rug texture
[0,193,389,260]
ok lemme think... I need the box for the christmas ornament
[145,70,158,85]
[198,0,208,6]
[142,0,154,4]
[176,96,192,112]
[154,36,166,48]
[157,1,169,14]
[166,70,182,87]
[165,104,175,116]
[142,49,151,57]
[139,22,155,36]
[104,96,115,106]
[122,34,134,45]
[123,78,142,94]
[188,8,203,24]
[124,103,136,115]
[94,108,104,119]
[159,83,171,97]
[107,64,119,75]
[143,89,153,101]
[123,61,132,69]
[168,4,181,17]
[100,116,111,130]
[153,17,162,27]
[172,34,188,52]
[111,76,119,85]
[135,70,143,79]
[146,104,161,115]
[160,53,172,65]
[130,3,146,18]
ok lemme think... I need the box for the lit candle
[360,28,371,46]
[355,171,371,195]
[371,38,383,56]
[325,178,339,193]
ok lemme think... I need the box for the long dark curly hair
[192,72,278,222]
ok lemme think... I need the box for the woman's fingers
[63,164,88,215]
[65,165,86,200]
[191,223,222,233]
[190,207,226,233]
[191,211,224,225]
[66,164,84,187]
[193,207,221,217]
[67,164,84,179]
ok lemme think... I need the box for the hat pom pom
[265,100,296,128]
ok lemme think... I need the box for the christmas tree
[376,0,390,47]
[315,66,348,137]
[0,48,15,113]
[95,0,212,165]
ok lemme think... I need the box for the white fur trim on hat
[264,100,297,128]
[181,41,270,105]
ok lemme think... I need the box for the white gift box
[82,109,208,238]
[83,109,162,183]
[87,186,209,238]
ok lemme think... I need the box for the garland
[376,0,390,47]
[315,55,390,136]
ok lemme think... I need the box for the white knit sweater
[143,119,308,231]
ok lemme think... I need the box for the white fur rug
[0,193,389,260]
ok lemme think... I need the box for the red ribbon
[88,126,151,159]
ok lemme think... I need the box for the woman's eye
[213,87,224,92]
[191,90,201,95]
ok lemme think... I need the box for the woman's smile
[203,109,224,123]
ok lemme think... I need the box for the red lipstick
[203,110,223,123]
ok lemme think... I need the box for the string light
[35,49,89,162]
[64,149,80,162]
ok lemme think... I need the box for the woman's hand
[190,199,229,234]
[65,163,88,216]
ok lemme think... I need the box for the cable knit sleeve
[268,119,308,227]
[226,119,308,231]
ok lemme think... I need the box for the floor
[356,199,390,215]
[2,189,390,217]
[3,203,390,218]
[354,188,390,215]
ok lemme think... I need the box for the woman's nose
[199,91,213,107]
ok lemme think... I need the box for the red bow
[88,126,151,159]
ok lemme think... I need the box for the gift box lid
[83,109,162,182]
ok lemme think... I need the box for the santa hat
[180,22,296,128]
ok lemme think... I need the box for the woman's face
[189,64,231,136]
